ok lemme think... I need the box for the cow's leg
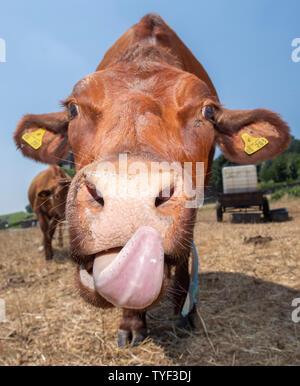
[48,218,58,255]
[172,258,197,329]
[37,212,53,260]
[118,309,147,347]
[57,221,63,248]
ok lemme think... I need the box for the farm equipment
[0,216,9,230]
[20,219,39,228]
[216,191,270,222]
[216,165,270,222]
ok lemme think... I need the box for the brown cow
[28,165,71,260]
[14,14,290,346]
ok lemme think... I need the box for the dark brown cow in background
[14,14,290,346]
[28,165,71,260]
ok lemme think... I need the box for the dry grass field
[0,199,300,366]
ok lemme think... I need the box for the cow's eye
[202,105,214,121]
[69,103,78,118]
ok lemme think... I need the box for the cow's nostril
[155,185,175,207]
[85,180,104,206]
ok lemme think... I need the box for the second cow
[28,165,71,260]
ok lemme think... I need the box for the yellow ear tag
[22,128,46,150]
[242,133,269,155]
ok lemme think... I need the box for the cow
[14,14,290,346]
[28,165,71,260]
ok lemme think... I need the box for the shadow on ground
[52,248,70,264]
[148,272,300,365]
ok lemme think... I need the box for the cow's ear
[14,111,71,164]
[209,105,291,164]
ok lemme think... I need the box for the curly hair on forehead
[116,43,182,69]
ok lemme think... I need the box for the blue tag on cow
[181,241,199,317]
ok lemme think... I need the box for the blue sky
[0,0,299,214]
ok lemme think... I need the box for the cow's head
[14,22,290,312]
[37,177,71,219]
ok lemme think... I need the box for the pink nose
[72,156,195,256]
[84,168,175,210]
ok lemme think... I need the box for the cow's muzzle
[67,154,198,309]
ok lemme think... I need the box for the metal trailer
[216,191,270,222]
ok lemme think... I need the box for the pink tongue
[92,226,164,309]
